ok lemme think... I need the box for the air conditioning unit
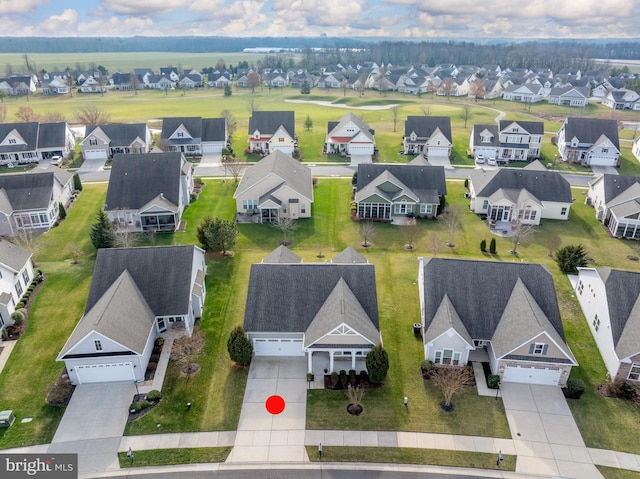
[464,192,470,198]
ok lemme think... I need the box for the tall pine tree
[89,209,115,249]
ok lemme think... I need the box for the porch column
[329,351,335,373]
[351,351,356,370]
[307,350,313,374]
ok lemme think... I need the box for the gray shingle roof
[202,118,226,142]
[105,153,183,210]
[244,263,378,333]
[85,245,199,316]
[85,123,148,148]
[0,172,57,210]
[562,117,619,148]
[234,150,313,202]
[58,270,156,358]
[0,122,38,153]
[472,124,499,148]
[262,245,302,263]
[404,116,452,142]
[597,268,640,359]
[161,117,202,142]
[498,120,544,136]
[37,122,69,149]
[422,258,566,343]
[332,247,367,264]
[0,240,31,272]
[356,163,447,203]
[326,112,375,140]
[469,167,572,203]
[248,111,295,137]
[594,174,640,204]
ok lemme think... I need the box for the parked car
[475,154,485,164]
[487,157,497,166]
[50,156,62,167]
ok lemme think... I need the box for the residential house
[418,257,577,386]
[104,152,193,232]
[81,123,151,161]
[602,89,640,110]
[468,162,572,226]
[0,122,74,164]
[262,71,288,88]
[402,116,452,159]
[110,72,143,91]
[0,168,74,234]
[244,247,380,375]
[41,76,70,95]
[0,240,35,334]
[502,83,544,103]
[324,112,376,160]
[586,173,640,239]
[161,117,227,155]
[288,69,315,88]
[78,76,106,94]
[233,150,313,223]
[159,67,180,81]
[207,71,233,88]
[633,137,640,163]
[146,75,174,90]
[354,161,446,222]
[177,74,202,89]
[557,117,620,167]
[0,75,36,96]
[318,72,346,89]
[574,267,640,385]
[247,111,296,155]
[469,120,544,163]
[548,86,590,107]
[57,245,206,384]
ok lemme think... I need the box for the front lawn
[118,447,231,467]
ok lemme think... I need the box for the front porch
[308,351,367,390]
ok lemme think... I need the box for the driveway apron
[501,382,603,479]
[227,357,309,463]
[48,382,135,477]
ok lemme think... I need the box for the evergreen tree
[58,202,66,220]
[555,244,588,274]
[224,83,232,96]
[73,173,82,191]
[227,326,253,366]
[480,239,486,252]
[89,209,115,249]
[366,344,389,384]
[300,80,310,94]
[489,238,497,254]
[304,114,313,131]
[197,216,237,253]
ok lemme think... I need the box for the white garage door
[502,365,561,386]
[427,147,449,157]
[253,338,304,357]
[349,144,374,155]
[76,362,135,384]
[202,143,222,154]
[84,149,107,160]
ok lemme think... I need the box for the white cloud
[0,0,47,15]
[100,0,185,16]
[77,16,155,36]
[271,0,365,28]
[35,8,79,35]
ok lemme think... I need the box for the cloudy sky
[2,0,638,39]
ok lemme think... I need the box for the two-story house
[324,112,376,160]
[402,116,452,160]
[586,173,640,239]
[470,120,544,163]
[557,117,620,167]
[161,117,227,155]
[247,111,296,155]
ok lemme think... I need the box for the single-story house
[502,83,544,103]
[0,168,75,235]
[602,89,640,110]
[633,136,640,163]
[57,245,206,385]
[468,162,572,226]
[233,150,313,223]
[248,111,296,155]
[81,123,151,161]
[105,152,193,232]
[161,117,227,155]
[324,112,376,159]
[574,267,640,384]
[419,257,577,386]
[354,159,446,222]
[0,240,34,334]
[547,86,590,107]
[244,247,380,375]
[586,173,640,239]
[557,117,620,167]
[402,116,452,159]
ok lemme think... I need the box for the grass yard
[117,447,232,468]
[304,446,516,471]
[597,466,640,479]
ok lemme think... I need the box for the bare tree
[10,229,40,257]
[220,109,237,137]
[341,79,348,97]
[469,80,486,102]
[246,71,261,94]
[440,77,457,98]
[70,247,84,264]
[359,220,376,248]
[222,157,244,183]
[15,105,40,122]
[460,104,472,129]
[420,105,431,116]
[400,223,417,250]
[272,215,298,245]
[546,234,562,258]
[0,103,6,122]
[431,365,472,409]
[443,205,463,247]
[428,234,442,257]
[509,211,536,255]
[42,111,66,123]
[392,106,399,133]
[171,330,205,376]
[247,98,261,114]
[74,104,110,125]
[113,221,139,248]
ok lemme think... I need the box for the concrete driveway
[48,382,135,477]
[227,357,308,463]
[501,382,603,479]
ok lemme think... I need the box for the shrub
[359,370,369,382]
[555,244,588,274]
[146,361,157,372]
[146,390,163,401]
[339,370,348,387]
[150,353,161,363]
[10,310,24,325]
[349,369,356,385]
[366,344,389,384]
[1,328,8,341]
[480,239,487,252]
[16,302,24,309]
[487,374,501,389]
[73,173,83,191]
[155,337,165,347]
[464,178,469,188]
[46,376,74,406]
[330,371,339,386]
[489,238,497,254]
[227,325,253,366]
[420,360,434,377]
[130,400,151,412]
[566,378,586,399]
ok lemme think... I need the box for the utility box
[0,410,15,427]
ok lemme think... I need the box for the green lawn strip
[304,446,516,471]
[597,466,640,479]
[117,447,231,468]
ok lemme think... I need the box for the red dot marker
[266,395,285,414]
